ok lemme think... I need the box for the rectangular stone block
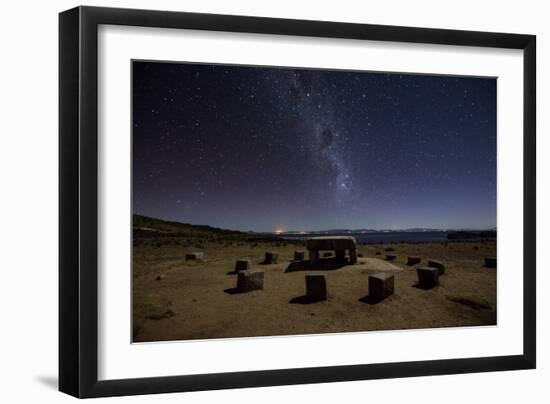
[427,259,445,275]
[306,236,357,251]
[234,259,251,272]
[335,249,346,260]
[484,257,497,268]
[368,273,394,302]
[309,250,319,263]
[305,274,327,301]
[263,252,278,264]
[407,256,421,265]
[294,251,305,261]
[349,249,358,264]
[185,252,204,261]
[237,270,264,292]
[416,267,439,289]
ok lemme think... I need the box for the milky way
[132,61,496,232]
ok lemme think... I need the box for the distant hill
[133,214,245,238]
[447,230,497,240]
[275,228,446,236]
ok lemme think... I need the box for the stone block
[234,259,251,272]
[185,252,204,261]
[407,256,421,265]
[263,252,278,264]
[309,250,319,263]
[237,270,264,292]
[427,259,445,275]
[294,251,305,261]
[349,249,358,264]
[368,273,394,302]
[416,267,439,289]
[305,274,327,301]
[306,236,357,251]
[484,257,497,268]
[386,254,397,261]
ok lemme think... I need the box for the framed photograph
[59,6,536,398]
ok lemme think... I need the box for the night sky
[132,61,496,232]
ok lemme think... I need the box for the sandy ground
[132,239,496,342]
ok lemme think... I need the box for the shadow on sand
[358,295,383,305]
[285,258,349,273]
[224,287,245,295]
[289,295,326,304]
[411,282,438,290]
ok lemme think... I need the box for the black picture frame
[59,5,536,398]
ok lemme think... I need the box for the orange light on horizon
[274,228,284,235]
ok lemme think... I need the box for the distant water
[281,231,449,244]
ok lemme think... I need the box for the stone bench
[427,259,445,275]
[237,270,264,292]
[416,267,439,289]
[368,273,394,302]
[305,274,327,301]
[306,236,357,264]
[407,256,421,265]
[185,252,204,261]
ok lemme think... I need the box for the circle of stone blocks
[185,252,204,261]
[484,257,497,268]
[386,254,397,261]
[305,274,327,301]
[263,252,279,264]
[407,256,421,265]
[237,270,264,292]
[368,273,395,302]
[416,267,439,289]
[294,251,305,261]
[234,259,251,273]
[427,259,445,275]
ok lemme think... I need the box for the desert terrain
[132,215,497,342]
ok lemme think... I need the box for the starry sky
[132,61,496,232]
